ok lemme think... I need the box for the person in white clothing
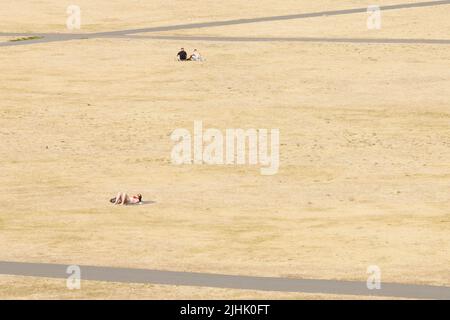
[188,49,203,61]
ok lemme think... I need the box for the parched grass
[10,36,43,42]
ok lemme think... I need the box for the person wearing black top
[177,48,187,61]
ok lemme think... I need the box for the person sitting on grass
[110,192,142,205]
[188,49,203,61]
[177,48,187,61]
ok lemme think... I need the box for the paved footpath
[1,261,450,299]
[1,0,450,47]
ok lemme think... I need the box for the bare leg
[122,193,129,205]
[114,192,123,205]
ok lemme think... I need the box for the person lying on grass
[110,192,142,205]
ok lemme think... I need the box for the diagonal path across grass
[1,0,450,47]
[1,261,450,299]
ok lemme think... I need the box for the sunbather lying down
[110,192,142,205]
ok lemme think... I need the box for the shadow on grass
[136,200,156,206]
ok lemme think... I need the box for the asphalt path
[1,1,450,47]
[1,261,449,299]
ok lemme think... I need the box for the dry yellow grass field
[0,0,449,299]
